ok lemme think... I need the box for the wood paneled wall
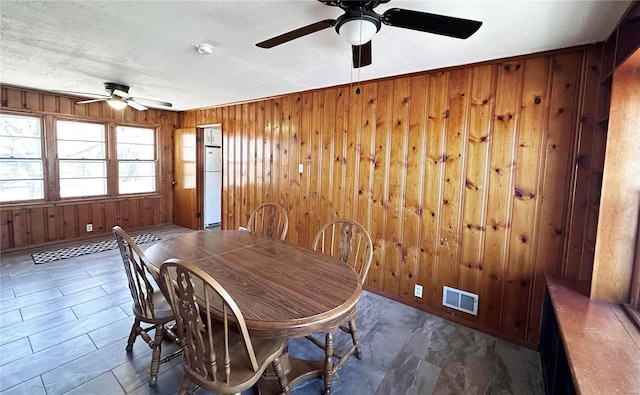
[182,47,601,347]
[0,86,179,251]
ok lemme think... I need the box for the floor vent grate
[442,286,478,315]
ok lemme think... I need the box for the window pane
[117,126,154,144]
[0,115,43,202]
[119,161,155,193]
[0,136,42,158]
[59,161,106,178]
[0,159,44,180]
[57,140,106,159]
[119,176,156,194]
[0,114,41,138]
[57,121,105,141]
[119,161,155,178]
[117,143,154,160]
[60,178,106,198]
[0,180,44,202]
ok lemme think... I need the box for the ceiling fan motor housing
[104,82,130,96]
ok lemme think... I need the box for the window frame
[115,124,159,195]
[55,118,109,199]
[0,113,46,203]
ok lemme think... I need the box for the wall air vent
[442,286,479,315]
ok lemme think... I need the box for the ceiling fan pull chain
[356,8,363,94]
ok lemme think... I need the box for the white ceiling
[0,1,632,111]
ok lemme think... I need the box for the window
[117,126,156,194]
[0,114,44,202]
[57,120,107,198]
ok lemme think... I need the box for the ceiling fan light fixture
[336,9,380,46]
[107,97,128,110]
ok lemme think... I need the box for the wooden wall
[0,86,179,251]
[182,47,601,347]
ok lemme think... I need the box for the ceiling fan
[256,0,482,68]
[55,82,172,111]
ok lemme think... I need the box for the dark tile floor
[0,225,543,394]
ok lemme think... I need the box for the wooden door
[173,128,198,229]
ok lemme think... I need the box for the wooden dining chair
[160,258,291,395]
[113,226,180,386]
[247,202,289,241]
[309,218,373,394]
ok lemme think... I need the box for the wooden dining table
[144,229,363,393]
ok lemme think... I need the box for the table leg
[258,346,327,394]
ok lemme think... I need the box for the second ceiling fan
[256,0,482,68]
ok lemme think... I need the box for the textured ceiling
[0,1,633,111]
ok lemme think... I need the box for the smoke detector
[195,43,214,55]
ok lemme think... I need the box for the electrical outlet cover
[414,284,423,298]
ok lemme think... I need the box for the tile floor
[0,225,543,394]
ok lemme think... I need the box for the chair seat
[186,320,286,394]
[132,289,174,323]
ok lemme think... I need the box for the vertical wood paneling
[357,83,377,247]
[564,47,601,277]
[368,80,393,289]
[438,68,471,314]
[333,88,347,218]
[255,103,265,208]
[280,96,291,235]
[421,72,448,307]
[529,52,583,344]
[179,48,599,347]
[299,93,312,247]
[240,104,250,224]
[344,88,360,222]
[309,91,323,239]
[400,75,428,300]
[247,102,257,222]
[29,208,47,245]
[459,65,494,296]
[288,95,301,244]
[46,206,62,242]
[502,57,548,338]
[384,77,411,295]
[320,89,335,226]
[478,61,521,331]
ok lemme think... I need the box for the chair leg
[126,319,140,352]
[323,332,334,395]
[348,319,363,359]
[178,376,191,395]
[148,324,165,386]
[272,356,291,395]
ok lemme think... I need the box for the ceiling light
[336,11,381,46]
[107,98,128,110]
[195,43,214,55]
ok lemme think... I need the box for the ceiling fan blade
[382,8,482,39]
[76,98,108,104]
[129,97,173,108]
[126,99,148,111]
[112,89,130,98]
[53,90,109,99]
[352,41,372,68]
[256,19,336,48]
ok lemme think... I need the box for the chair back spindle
[161,259,264,389]
[247,202,289,241]
[312,219,373,283]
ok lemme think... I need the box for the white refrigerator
[204,145,222,227]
